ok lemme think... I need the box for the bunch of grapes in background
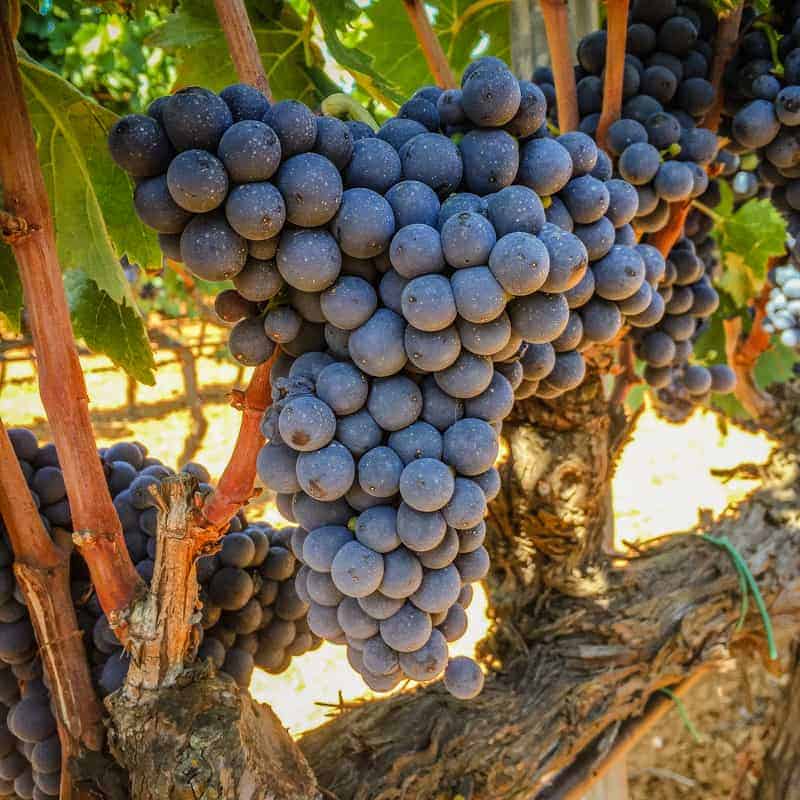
[0,428,317,799]
[536,0,720,229]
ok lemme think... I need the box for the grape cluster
[764,259,800,345]
[0,429,312,799]
[629,234,734,393]
[535,0,720,227]
[715,2,800,347]
[196,522,320,685]
[256,359,492,699]
[111,31,750,692]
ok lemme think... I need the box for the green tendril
[660,688,703,744]
[321,93,379,131]
[701,534,777,660]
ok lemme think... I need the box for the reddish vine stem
[199,356,275,536]
[723,290,778,423]
[0,421,105,797]
[0,5,141,626]
[608,338,640,409]
[402,0,457,89]
[540,0,579,132]
[647,200,691,257]
[596,0,630,151]
[647,5,739,259]
[213,0,272,99]
[702,2,744,133]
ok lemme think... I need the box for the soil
[628,653,787,799]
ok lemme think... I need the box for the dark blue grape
[262,100,317,157]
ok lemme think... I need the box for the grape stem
[402,0,458,90]
[213,0,272,99]
[197,355,275,539]
[596,0,630,151]
[0,420,105,798]
[0,1,142,632]
[540,0,579,132]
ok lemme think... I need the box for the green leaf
[354,0,511,102]
[309,0,403,107]
[0,245,23,333]
[693,313,727,365]
[712,194,786,307]
[18,53,161,295]
[715,178,734,218]
[754,339,798,388]
[147,0,323,103]
[65,271,156,385]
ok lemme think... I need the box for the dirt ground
[0,322,785,798]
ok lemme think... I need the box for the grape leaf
[18,53,161,294]
[712,193,786,307]
[692,313,727,365]
[0,246,23,333]
[308,0,403,107]
[147,0,323,103]
[754,339,798,387]
[355,0,511,101]
[65,271,156,385]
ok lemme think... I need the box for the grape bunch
[196,522,320,685]
[534,0,720,228]
[0,429,314,799]
[255,355,494,698]
[110,28,749,694]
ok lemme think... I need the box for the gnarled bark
[107,666,318,800]
[488,370,613,611]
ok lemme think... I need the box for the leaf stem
[402,0,457,89]
[691,199,724,224]
[213,0,272,99]
[596,0,630,151]
[658,689,704,743]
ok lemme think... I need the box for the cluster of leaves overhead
[150,0,511,113]
[19,0,175,114]
[304,0,510,110]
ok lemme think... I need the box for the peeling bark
[108,474,318,800]
[488,370,613,609]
